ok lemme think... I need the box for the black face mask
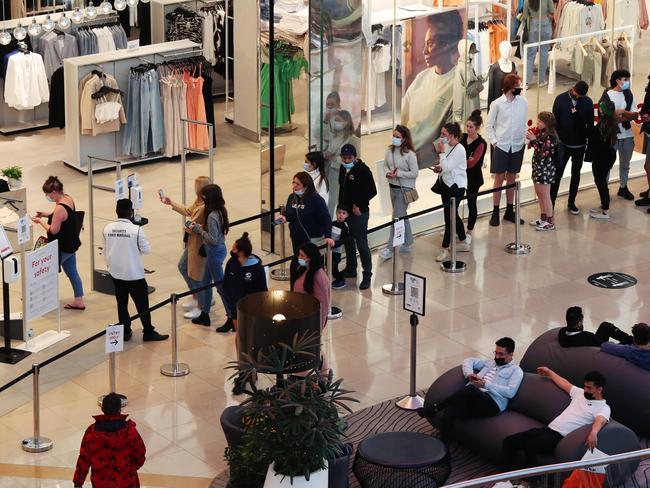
[494,357,507,366]
[512,88,523,96]
[584,392,595,400]
[230,251,238,259]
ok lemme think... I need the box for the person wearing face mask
[277,172,333,256]
[431,122,472,263]
[380,125,419,261]
[599,70,639,201]
[486,73,528,226]
[304,151,329,203]
[417,337,523,444]
[551,81,594,215]
[338,144,377,290]
[503,369,610,469]
[223,233,267,392]
[32,176,85,311]
[321,91,341,147]
[558,306,633,348]
[323,109,360,215]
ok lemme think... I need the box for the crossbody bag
[388,152,419,203]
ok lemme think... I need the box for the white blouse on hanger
[4,52,49,110]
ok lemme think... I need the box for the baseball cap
[340,144,357,157]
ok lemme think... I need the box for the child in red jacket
[73,393,146,488]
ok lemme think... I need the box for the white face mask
[303,163,312,171]
[326,107,337,114]
[332,120,346,131]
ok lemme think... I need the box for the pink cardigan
[293,268,330,328]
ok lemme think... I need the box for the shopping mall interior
[0,0,649,486]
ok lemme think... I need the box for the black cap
[340,144,357,157]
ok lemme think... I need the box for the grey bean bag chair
[520,328,650,437]
[423,366,640,480]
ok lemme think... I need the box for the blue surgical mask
[303,163,312,171]
[440,137,449,145]
[392,137,402,146]
[298,258,308,267]
[294,189,305,196]
[342,161,355,170]
[621,80,630,90]
[332,120,346,131]
[46,195,54,203]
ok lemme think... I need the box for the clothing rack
[468,0,511,53]
[63,39,200,172]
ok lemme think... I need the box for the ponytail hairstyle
[467,109,483,128]
[290,242,324,295]
[443,121,462,141]
[235,232,253,257]
[305,151,329,191]
[42,176,64,194]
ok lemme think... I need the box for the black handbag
[431,177,444,195]
[198,244,207,257]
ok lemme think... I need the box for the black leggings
[441,183,466,248]
[466,182,482,230]
[592,153,616,210]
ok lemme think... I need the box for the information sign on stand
[115,179,126,201]
[17,216,30,246]
[105,324,124,354]
[0,226,12,258]
[25,241,59,322]
[397,272,427,411]
[392,219,405,248]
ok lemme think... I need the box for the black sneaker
[191,312,211,327]
[331,278,347,289]
[503,210,525,224]
[417,403,438,418]
[124,329,133,342]
[635,197,650,207]
[359,273,372,290]
[618,186,635,200]
[216,318,234,333]
[640,189,649,198]
[567,202,580,215]
[143,331,169,341]
[489,212,500,227]
[342,269,357,278]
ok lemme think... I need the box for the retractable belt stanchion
[21,363,53,453]
[98,349,128,407]
[442,197,466,273]
[270,205,290,281]
[161,293,190,377]
[396,313,424,410]
[505,181,531,255]
[326,246,342,320]
[382,219,404,295]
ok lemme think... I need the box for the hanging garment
[122,69,164,156]
[202,72,216,147]
[38,31,79,81]
[453,41,482,122]
[580,48,602,88]
[184,72,209,151]
[487,61,516,110]
[361,42,391,112]
[49,66,65,129]
[80,73,125,136]
[614,38,630,71]
[600,38,615,88]
[138,1,152,46]
[4,51,49,110]
[166,7,202,44]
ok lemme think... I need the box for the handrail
[0,182,518,394]
[442,448,650,488]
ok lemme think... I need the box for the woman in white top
[304,151,329,203]
[432,122,472,262]
[380,125,419,261]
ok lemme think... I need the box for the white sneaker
[529,218,544,227]
[536,221,556,231]
[589,207,602,214]
[399,244,412,254]
[379,248,393,261]
[456,236,472,252]
[184,308,201,319]
[590,210,610,220]
[436,249,450,262]
[182,299,198,311]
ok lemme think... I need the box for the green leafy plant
[1,166,22,180]
[225,331,357,487]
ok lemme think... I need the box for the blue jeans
[205,243,231,317]
[139,70,165,155]
[60,251,84,298]
[122,71,141,156]
[526,18,552,85]
[178,248,212,314]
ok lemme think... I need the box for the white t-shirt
[607,89,637,139]
[548,386,610,437]
[401,66,455,160]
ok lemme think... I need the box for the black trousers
[112,278,154,334]
[466,181,482,231]
[595,321,633,345]
[592,153,616,210]
[332,251,343,280]
[551,145,585,207]
[441,183,466,248]
[502,427,563,469]
[438,385,500,441]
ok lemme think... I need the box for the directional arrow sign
[105,324,124,354]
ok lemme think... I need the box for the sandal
[64,304,86,310]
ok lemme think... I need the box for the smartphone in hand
[158,189,165,199]
[184,220,193,228]
[272,218,284,226]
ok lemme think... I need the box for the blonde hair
[194,176,212,206]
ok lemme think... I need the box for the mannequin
[487,41,517,109]
[453,40,483,122]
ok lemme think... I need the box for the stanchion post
[22,363,53,452]
[382,219,404,295]
[326,246,342,320]
[98,351,128,407]
[505,181,531,255]
[161,293,190,377]
[442,197,466,273]
[396,313,424,410]
[271,205,289,281]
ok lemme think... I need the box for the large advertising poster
[401,8,467,168]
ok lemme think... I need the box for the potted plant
[1,166,22,189]
[225,331,357,488]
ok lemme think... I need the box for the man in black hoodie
[338,144,377,290]
[551,81,593,215]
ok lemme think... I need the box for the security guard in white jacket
[103,199,168,342]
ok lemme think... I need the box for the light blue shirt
[461,357,524,412]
